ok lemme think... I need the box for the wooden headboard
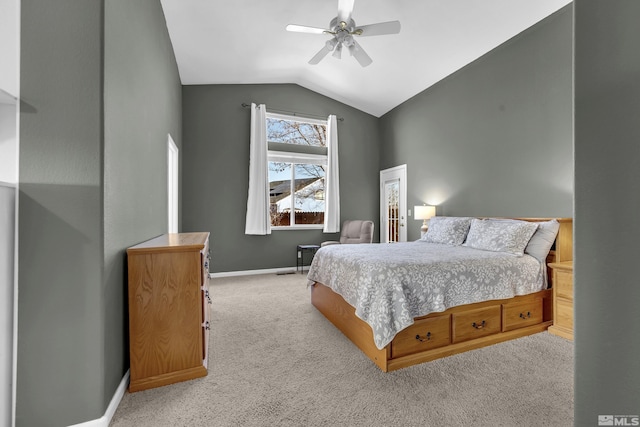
[551,218,573,263]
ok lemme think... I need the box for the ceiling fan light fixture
[326,38,338,50]
[333,43,343,59]
[342,35,354,47]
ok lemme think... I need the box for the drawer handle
[519,311,531,319]
[415,332,432,342]
[472,320,486,329]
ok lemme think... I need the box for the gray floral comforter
[307,241,546,349]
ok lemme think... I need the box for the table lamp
[414,205,436,234]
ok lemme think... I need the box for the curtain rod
[241,103,344,122]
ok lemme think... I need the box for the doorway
[167,134,179,233]
[380,165,407,243]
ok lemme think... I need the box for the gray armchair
[321,220,375,247]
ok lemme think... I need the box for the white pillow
[525,219,560,262]
[463,218,539,256]
[422,217,473,246]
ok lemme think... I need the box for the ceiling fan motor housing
[330,17,356,47]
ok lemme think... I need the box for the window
[266,113,327,229]
[245,105,339,236]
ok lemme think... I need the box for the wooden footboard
[311,282,553,372]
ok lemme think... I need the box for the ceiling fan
[286,0,401,67]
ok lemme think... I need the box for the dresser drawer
[201,269,211,364]
[201,318,210,367]
[555,270,573,300]
[201,246,210,288]
[391,315,450,358]
[452,305,501,343]
[502,298,543,332]
[555,298,573,330]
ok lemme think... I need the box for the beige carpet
[111,273,574,427]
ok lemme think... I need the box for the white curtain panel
[323,114,340,233]
[244,103,271,235]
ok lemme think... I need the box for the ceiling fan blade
[332,43,343,59]
[309,41,335,65]
[337,0,355,24]
[354,20,401,36]
[286,24,330,35]
[348,40,372,67]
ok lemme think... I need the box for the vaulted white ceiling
[160,0,571,117]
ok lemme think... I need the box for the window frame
[266,112,328,231]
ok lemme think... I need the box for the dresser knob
[472,320,486,329]
[415,332,432,342]
[519,311,531,319]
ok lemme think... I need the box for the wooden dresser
[548,261,573,340]
[126,232,211,392]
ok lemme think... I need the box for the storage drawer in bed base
[311,283,553,372]
[391,315,451,358]
[386,321,553,372]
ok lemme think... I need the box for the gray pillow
[525,219,560,262]
[463,218,539,256]
[422,217,473,246]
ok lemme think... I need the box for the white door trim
[167,135,179,233]
[380,164,407,243]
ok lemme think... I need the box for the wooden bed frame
[310,218,573,372]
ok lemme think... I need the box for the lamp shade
[414,205,436,221]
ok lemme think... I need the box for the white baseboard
[210,266,307,278]
[68,370,129,427]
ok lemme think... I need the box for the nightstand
[296,244,320,274]
[548,261,573,340]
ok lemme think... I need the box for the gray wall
[17,0,181,425]
[574,0,640,424]
[18,1,104,425]
[104,0,182,404]
[182,84,380,273]
[0,184,15,427]
[379,6,573,241]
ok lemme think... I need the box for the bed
[307,217,573,372]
